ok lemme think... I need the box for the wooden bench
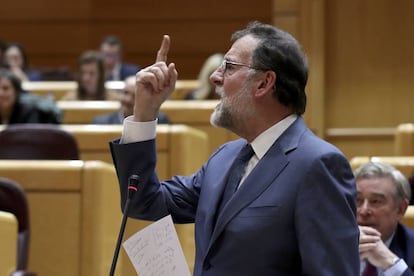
[394,123,414,156]
[24,80,198,100]
[59,100,410,159]
[58,100,239,156]
[0,210,18,275]
[0,124,209,178]
[325,127,396,160]
[0,124,207,276]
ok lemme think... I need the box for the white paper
[123,215,191,276]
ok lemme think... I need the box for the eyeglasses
[218,59,259,74]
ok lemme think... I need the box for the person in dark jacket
[0,69,61,124]
[355,161,414,275]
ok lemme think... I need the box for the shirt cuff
[120,115,157,144]
[383,258,408,276]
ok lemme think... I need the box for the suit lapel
[211,145,289,240]
[205,117,306,254]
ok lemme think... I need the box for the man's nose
[358,200,371,215]
[209,68,223,86]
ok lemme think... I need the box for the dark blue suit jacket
[110,117,360,275]
[390,223,414,275]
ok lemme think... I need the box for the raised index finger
[156,35,170,63]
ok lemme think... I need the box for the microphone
[109,174,140,276]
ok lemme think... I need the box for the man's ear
[397,199,409,220]
[255,71,276,97]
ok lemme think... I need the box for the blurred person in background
[99,35,140,81]
[3,42,42,82]
[0,69,61,124]
[185,53,224,100]
[62,50,117,101]
[355,161,414,275]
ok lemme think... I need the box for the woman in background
[3,43,42,82]
[185,53,224,100]
[0,70,61,124]
[62,50,117,101]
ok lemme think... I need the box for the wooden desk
[24,80,198,100]
[59,100,239,156]
[58,101,121,124]
[0,211,17,275]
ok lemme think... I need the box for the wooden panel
[0,211,17,276]
[298,0,325,137]
[326,127,395,160]
[28,193,81,276]
[272,0,299,13]
[0,1,89,20]
[1,1,272,79]
[394,123,414,156]
[90,0,271,20]
[0,160,83,191]
[325,0,414,128]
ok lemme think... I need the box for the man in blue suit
[355,162,414,275]
[110,21,359,275]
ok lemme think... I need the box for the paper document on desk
[123,215,191,276]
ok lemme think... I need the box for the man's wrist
[384,256,401,270]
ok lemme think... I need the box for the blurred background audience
[185,53,223,100]
[61,50,117,101]
[3,43,42,82]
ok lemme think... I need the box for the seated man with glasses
[110,21,359,275]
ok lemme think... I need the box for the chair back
[0,124,79,160]
[0,177,30,271]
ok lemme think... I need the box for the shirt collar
[251,114,298,159]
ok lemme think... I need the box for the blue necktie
[362,262,377,276]
[218,144,254,212]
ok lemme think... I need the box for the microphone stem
[109,197,132,276]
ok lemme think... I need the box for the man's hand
[359,225,398,269]
[133,35,178,122]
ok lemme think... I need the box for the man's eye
[225,63,235,71]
